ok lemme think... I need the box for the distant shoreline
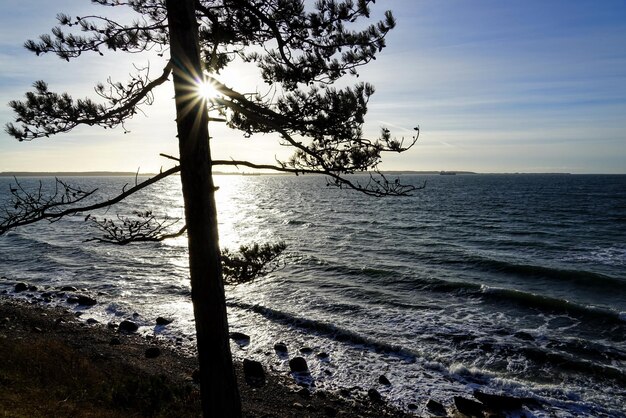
[0,171,602,177]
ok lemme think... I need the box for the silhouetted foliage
[222,242,287,285]
[2,1,418,416]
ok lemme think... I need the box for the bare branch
[0,166,180,235]
[87,210,187,244]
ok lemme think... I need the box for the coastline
[0,295,414,418]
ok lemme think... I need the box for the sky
[0,0,625,174]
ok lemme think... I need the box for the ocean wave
[472,258,624,286]
[227,300,419,361]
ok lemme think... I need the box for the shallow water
[1,174,625,416]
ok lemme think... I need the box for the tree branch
[0,165,181,234]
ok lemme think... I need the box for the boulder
[60,286,78,292]
[86,318,99,325]
[243,359,266,386]
[407,403,418,411]
[299,347,314,354]
[229,331,250,343]
[316,351,330,359]
[66,296,80,304]
[156,317,173,326]
[274,342,288,353]
[118,320,139,333]
[77,296,97,306]
[145,347,161,358]
[473,390,523,411]
[367,388,383,404]
[289,356,309,373]
[378,374,391,385]
[14,282,28,292]
[454,396,484,417]
[426,399,447,416]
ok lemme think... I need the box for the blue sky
[1,0,625,173]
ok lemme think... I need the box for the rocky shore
[1,280,540,417]
[0,288,415,418]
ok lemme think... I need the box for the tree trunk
[165,1,242,416]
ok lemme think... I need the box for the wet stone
[426,399,447,416]
[289,357,309,373]
[454,396,484,417]
[368,388,383,404]
[77,296,97,306]
[274,342,288,353]
[156,316,173,326]
[378,374,391,385]
[118,320,139,333]
[14,282,28,292]
[229,331,250,342]
[299,347,314,354]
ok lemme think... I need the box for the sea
[0,173,624,417]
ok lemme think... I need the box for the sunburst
[197,80,219,100]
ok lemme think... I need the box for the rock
[66,296,80,304]
[378,374,391,385]
[274,342,288,353]
[299,347,314,354]
[77,296,97,306]
[118,320,139,333]
[292,402,304,409]
[408,403,418,411]
[109,337,121,346]
[339,388,351,398]
[107,321,118,329]
[156,316,173,326]
[243,359,265,386]
[229,331,250,343]
[28,285,38,291]
[14,282,28,292]
[426,399,447,416]
[289,357,309,373]
[145,347,161,358]
[86,318,99,325]
[316,351,330,359]
[473,390,523,411]
[60,286,78,291]
[514,331,535,341]
[367,388,383,404]
[454,396,484,417]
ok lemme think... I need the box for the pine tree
[2,1,418,416]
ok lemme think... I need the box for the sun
[197,80,219,100]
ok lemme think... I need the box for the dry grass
[0,332,200,417]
